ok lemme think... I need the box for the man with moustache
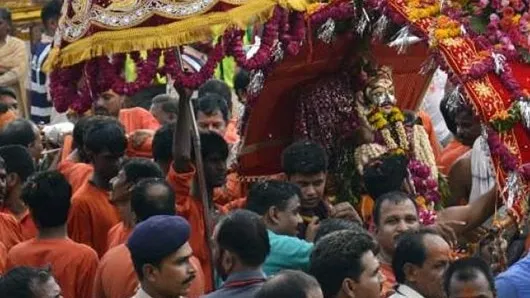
[128,215,197,298]
[204,209,269,298]
[373,192,421,296]
[391,229,452,298]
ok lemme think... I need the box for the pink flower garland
[486,128,518,172]
[50,4,355,114]
[309,1,356,27]
[163,41,225,89]
[225,7,282,69]
[408,159,442,204]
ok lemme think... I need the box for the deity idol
[353,66,442,220]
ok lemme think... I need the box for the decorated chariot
[46,0,530,259]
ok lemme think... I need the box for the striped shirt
[29,42,52,124]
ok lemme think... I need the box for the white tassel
[492,52,506,74]
[372,14,389,41]
[389,26,415,54]
[317,18,336,44]
[272,41,284,63]
[420,55,437,75]
[356,8,371,35]
[518,100,530,131]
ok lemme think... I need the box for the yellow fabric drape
[45,0,309,71]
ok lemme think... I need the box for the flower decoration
[430,15,462,47]
[490,101,522,132]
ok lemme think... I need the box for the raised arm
[437,187,498,235]
[172,87,193,172]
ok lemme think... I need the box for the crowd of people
[0,1,529,298]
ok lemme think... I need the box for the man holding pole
[166,87,239,292]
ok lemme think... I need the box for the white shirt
[389,284,425,298]
[131,288,153,298]
[131,287,184,298]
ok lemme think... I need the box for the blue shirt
[495,254,530,298]
[202,269,266,298]
[30,42,52,124]
[263,230,314,276]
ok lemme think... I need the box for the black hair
[310,230,377,298]
[0,119,36,148]
[0,145,35,182]
[193,131,229,162]
[83,117,127,155]
[152,94,178,114]
[246,180,302,216]
[234,69,250,94]
[198,79,232,111]
[0,8,12,27]
[392,229,441,284]
[193,93,229,122]
[440,92,458,135]
[373,191,418,227]
[0,266,53,298]
[131,178,176,223]
[22,171,71,228]
[363,154,408,199]
[216,209,270,267]
[0,103,8,114]
[314,218,365,243]
[443,257,495,296]
[152,124,173,163]
[122,158,164,184]
[125,85,166,110]
[282,140,328,177]
[73,116,102,151]
[256,270,321,298]
[41,0,61,24]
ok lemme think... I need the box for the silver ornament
[503,171,520,209]
[272,41,284,63]
[247,70,265,97]
[317,18,336,44]
[445,85,465,114]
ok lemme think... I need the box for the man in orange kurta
[67,118,127,257]
[106,158,164,250]
[0,145,37,240]
[7,171,99,298]
[0,213,23,250]
[93,178,205,298]
[169,90,246,293]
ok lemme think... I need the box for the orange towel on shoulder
[118,107,160,134]
[437,139,471,175]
